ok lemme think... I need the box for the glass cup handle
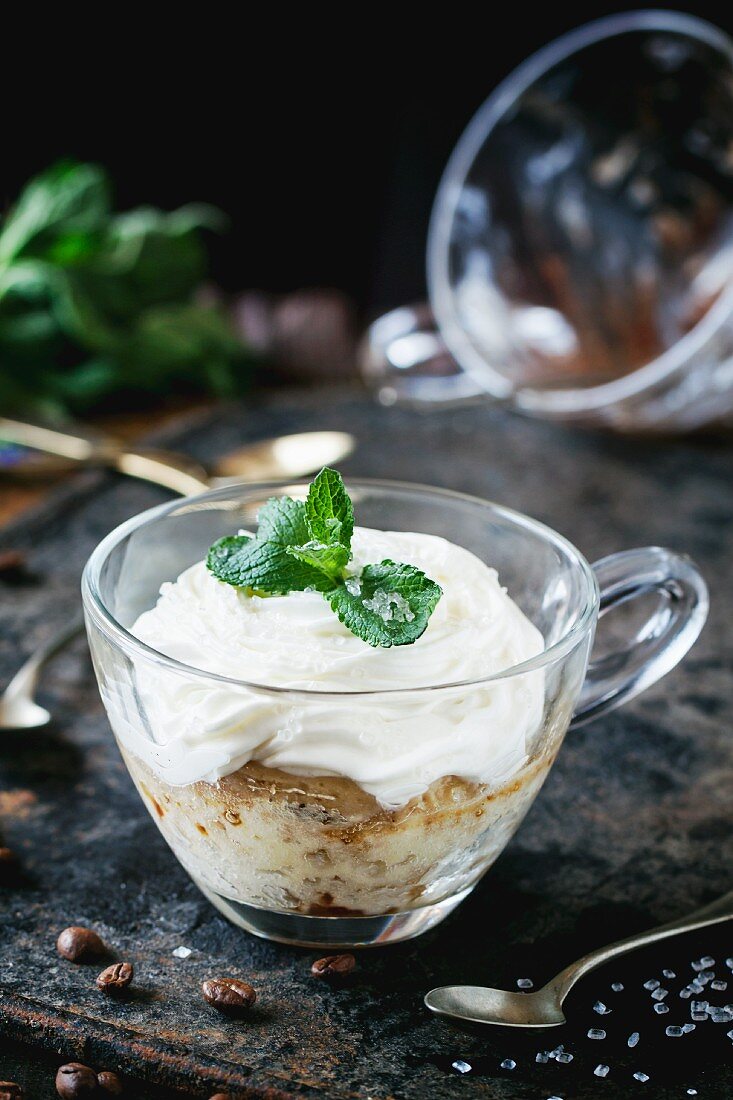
[570,547,709,728]
[359,303,485,406]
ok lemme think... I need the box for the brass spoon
[0,417,355,496]
[425,889,733,1028]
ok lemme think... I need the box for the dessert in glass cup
[83,472,707,946]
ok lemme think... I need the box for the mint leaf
[287,540,350,578]
[306,467,354,549]
[0,161,109,265]
[207,534,333,594]
[329,561,442,647]
[256,496,311,546]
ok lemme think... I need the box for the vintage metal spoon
[0,417,354,496]
[0,615,86,730]
[425,889,733,1028]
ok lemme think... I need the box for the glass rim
[427,9,733,415]
[81,477,599,698]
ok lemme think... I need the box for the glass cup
[362,12,733,432]
[82,481,708,946]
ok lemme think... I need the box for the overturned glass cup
[363,12,733,432]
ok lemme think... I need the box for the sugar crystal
[362,589,415,623]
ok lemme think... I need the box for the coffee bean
[310,953,356,978]
[0,1082,23,1099]
[55,1063,97,1098]
[96,961,133,994]
[56,926,107,962]
[202,977,257,1015]
[97,1071,123,1095]
[208,1094,231,1100]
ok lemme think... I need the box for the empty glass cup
[82,481,708,946]
[363,12,733,431]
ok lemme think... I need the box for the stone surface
[0,388,731,1098]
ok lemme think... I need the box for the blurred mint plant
[0,161,250,417]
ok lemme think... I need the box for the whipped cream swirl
[116,528,544,808]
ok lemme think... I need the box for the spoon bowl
[0,695,52,731]
[212,431,355,483]
[424,983,566,1028]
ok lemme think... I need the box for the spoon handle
[0,416,114,463]
[0,417,209,496]
[3,614,86,705]
[114,448,209,495]
[555,890,733,1000]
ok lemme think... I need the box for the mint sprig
[206,468,442,647]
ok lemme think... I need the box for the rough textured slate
[0,387,731,1099]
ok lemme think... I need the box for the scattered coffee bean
[55,1063,97,1098]
[97,1071,123,1095]
[0,1082,23,1099]
[208,1094,231,1100]
[0,848,19,883]
[310,953,356,978]
[56,926,106,963]
[202,977,257,1015]
[96,961,133,994]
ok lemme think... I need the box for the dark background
[6,3,732,316]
